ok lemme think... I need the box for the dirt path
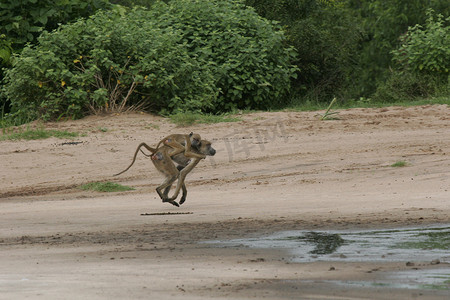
[1,105,449,299]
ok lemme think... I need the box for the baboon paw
[169,201,180,207]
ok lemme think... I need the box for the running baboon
[114,139,216,207]
[152,139,215,206]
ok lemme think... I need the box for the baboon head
[195,139,216,156]
[190,133,202,148]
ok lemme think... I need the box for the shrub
[0,0,111,115]
[347,0,449,97]
[375,9,450,103]
[372,71,435,103]
[0,0,111,47]
[151,0,297,112]
[392,9,450,75]
[0,34,12,65]
[245,0,362,103]
[154,0,296,112]
[3,0,296,121]
[3,8,217,120]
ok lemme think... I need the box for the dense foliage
[246,0,362,102]
[392,10,449,75]
[0,0,110,116]
[373,10,449,102]
[246,0,449,102]
[1,0,449,124]
[3,1,296,120]
[348,0,449,96]
[0,0,110,47]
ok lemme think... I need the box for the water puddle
[205,224,450,290]
[333,268,450,290]
[205,224,450,263]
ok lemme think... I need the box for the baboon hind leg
[156,175,179,207]
[167,159,200,202]
[164,181,187,205]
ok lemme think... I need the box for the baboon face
[196,140,216,156]
[190,133,202,148]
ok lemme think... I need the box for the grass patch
[145,123,160,130]
[80,182,134,192]
[169,112,241,126]
[391,160,408,167]
[1,126,79,141]
[97,127,108,132]
[288,95,450,112]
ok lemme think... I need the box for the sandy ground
[0,105,449,299]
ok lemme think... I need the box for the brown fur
[113,132,204,177]
[155,132,205,159]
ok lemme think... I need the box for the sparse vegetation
[289,95,450,112]
[169,113,241,126]
[145,123,160,130]
[391,161,408,168]
[80,181,134,192]
[1,126,79,141]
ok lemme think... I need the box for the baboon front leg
[179,183,188,205]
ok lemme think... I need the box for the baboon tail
[113,142,157,176]
[140,149,152,157]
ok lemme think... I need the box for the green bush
[375,9,450,103]
[143,0,298,112]
[245,0,362,103]
[109,0,160,8]
[0,34,13,65]
[0,0,110,114]
[347,0,449,97]
[0,0,111,47]
[3,0,296,122]
[392,10,449,75]
[4,8,215,120]
[372,71,435,103]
